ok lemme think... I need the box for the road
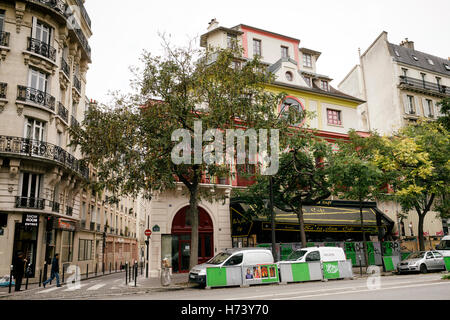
[2,272,449,300]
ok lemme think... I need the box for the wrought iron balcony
[0,83,6,99]
[17,85,56,111]
[73,75,81,92]
[399,76,449,97]
[66,206,73,216]
[75,0,92,28]
[74,28,91,59]
[15,196,45,210]
[0,31,10,47]
[32,0,67,16]
[27,37,56,62]
[50,201,60,213]
[0,135,89,179]
[71,115,80,128]
[57,102,68,123]
[61,57,70,78]
[90,222,95,231]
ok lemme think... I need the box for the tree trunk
[296,207,307,248]
[360,199,369,269]
[188,186,199,270]
[269,177,277,262]
[418,213,425,251]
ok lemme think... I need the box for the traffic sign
[144,229,152,237]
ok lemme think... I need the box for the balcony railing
[75,0,92,28]
[399,76,449,96]
[57,102,69,123]
[17,85,56,111]
[74,28,91,59]
[50,201,60,213]
[15,196,45,210]
[27,37,56,62]
[73,75,81,92]
[0,31,10,47]
[0,83,6,99]
[96,224,100,232]
[71,115,80,128]
[61,57,70,78]
[0,135,89,179]
[66,206,73,216]
[32,0,67,16]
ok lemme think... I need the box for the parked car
[397,251,446,274]
[435,235,450,257]
[188,248,274,286]
[278,246,347,265]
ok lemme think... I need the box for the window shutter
[31,17,37,38]
[402,94,410,114]
[414,96,421,116]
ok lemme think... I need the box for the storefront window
[78,239,93,261]
[61,231,74,262]
[13,221,38,277]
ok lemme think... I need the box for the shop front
[11,213,40,277]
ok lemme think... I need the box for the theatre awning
[230,200,394,237]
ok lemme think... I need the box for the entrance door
[13,222,38,277]
[179,240,191,273]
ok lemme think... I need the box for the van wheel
[420,264,427,274]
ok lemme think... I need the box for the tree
[70,41,298,270]
[374,121,450,250]
[329,130,385,267]
[236,129,332,248]
[437,97,450,131]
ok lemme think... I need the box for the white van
[278,246,347,264]
[436,235,450,257]
[189,248,274,286]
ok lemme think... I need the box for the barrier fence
[445,257,450,271]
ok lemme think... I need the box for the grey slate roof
[388,43,450,77]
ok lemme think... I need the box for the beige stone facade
[0,0,137,281]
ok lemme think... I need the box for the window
[0,10,5,33]
[412,55,418,61]
[304,76,311,86]
[61,231,74,262]
[406,95,415,114]
[433,252,443,258]
[427,58,434,65]
[436,77,441,87]
[321,80,329,91]
[224,253,243,266]
[28,68,48,92]
[285,71,293,81]
[20,172,42,203]
[253,39,261,57]
[425,99,434,118]
[78,239,93,261]
[227,33,237,49]
[303,53,312,67]
[81,201,86,221]
[24,118,45,141]
[306,251,320,262]
[327,109,342,126]
[231,60,241,70]
[32,18,51,44]
[280,97,305,124]
[444,64,450,71]
[281,46,289,59]
[402,68,408,77]
[426,252,433,259]
[394,49,400,57]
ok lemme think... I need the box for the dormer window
[320,80,329,91]
[304,77,311,86]
[253,39,262,57]
[285,71,293,81]
[412,55,419,61]
[281,46,289,59]
[394,49,400,57]
[427,58,434,65]
[227,33,237,49]
[444,63,450,71]
[303,54,312,67]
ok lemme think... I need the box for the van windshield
[207,252,232,265]
[437,240,450,250]
[286,250,308,261]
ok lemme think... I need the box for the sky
[84,0,450,103]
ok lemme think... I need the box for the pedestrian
[12,251,27,292]
[43,253,61,288]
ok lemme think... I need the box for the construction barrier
[445,257,450,272]
[206,266,242,288]
[279,261,322,283]
[382,256,401,272]
[241,264,279,286]
[323,260,353,280]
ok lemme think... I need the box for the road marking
[87,283,106,291]
[227,277,443,300]
[63,283,88,291]
[276,281,450,300]
[38,286,62,294]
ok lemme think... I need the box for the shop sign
[22,214,39,227]
[56,219,76,231]
[262,222,380,233]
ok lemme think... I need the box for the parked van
[278,246,347,264]
[189,248,274,286]
[436,235,450,257]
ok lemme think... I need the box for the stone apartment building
[338,31,450,240]
[0,0,137,281]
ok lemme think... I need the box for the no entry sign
[144,229,152,237]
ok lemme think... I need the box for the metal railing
[58,102,69,123]
[61,57,70,78]
[50,201,60,213]
[27,37,56,62]
[73,75,81,92]
[32,0,66,16]
[71,115,80,128]
[399,76,449,96]
[0,135,89,179]
[66,206,73,216]
[0,83,6,99]
[0,31,10,47]
[17,85,56,111]
[75,0,92,28]
[15,196,45,210]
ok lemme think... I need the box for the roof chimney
[207,18,219,31]
[400,38,414,50]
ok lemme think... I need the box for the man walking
[43,254,61,288]
[12,251,27,292]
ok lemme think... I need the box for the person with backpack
[43,253,61,288]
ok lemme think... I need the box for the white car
[397,251,446,274]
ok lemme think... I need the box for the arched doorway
[171,206,214,273]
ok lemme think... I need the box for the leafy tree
[437,97,450,131]
[374,121,450,250]
[236,129,332,248]
[70,41,298,270]
[329,130,385,267]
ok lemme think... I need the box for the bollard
[125,262,128,285]
[115,262,117,273]
[95,263,97,276]
[103,262,105,275]
[359,255,362,276]
[8,265,13,294]
[39,269,42,287]
[129,264,132,282]
[134,263,137,287]
[141,262,143,276]
[146,261,148,279]
[110,262,111,274]
[43,262,48,283]
[87,264,90,279]
[62,265,65,283]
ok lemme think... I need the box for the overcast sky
[84,0,450,103]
